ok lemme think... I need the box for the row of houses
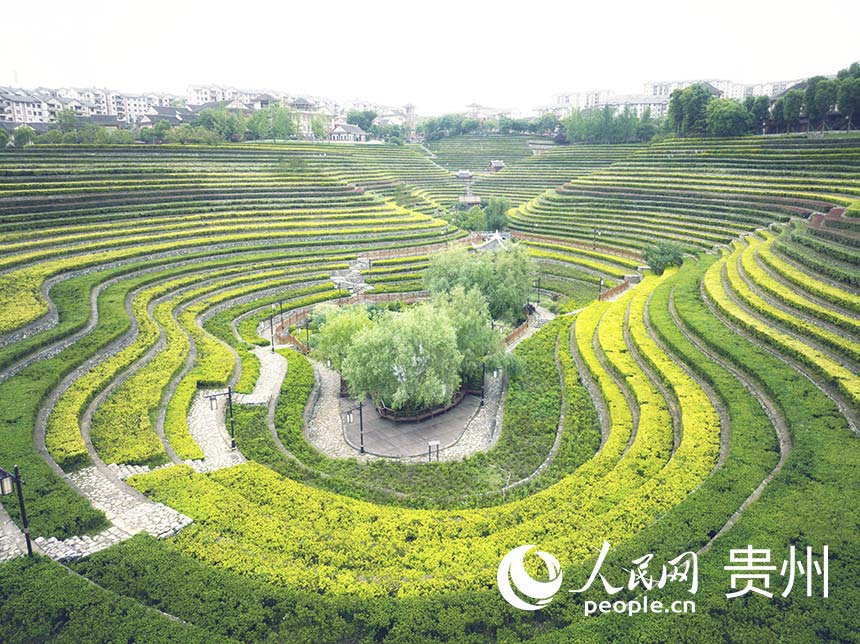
[0,86,181,125]
[545,90,672,119]
[546,76,808,119]
[643,77,806,101]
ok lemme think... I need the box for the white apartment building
[604,95,670,118]
[0,92,49,123]
[644,78,806,100]
[186,85,248,105]
[123,95,151,123]
[553,90,613,115]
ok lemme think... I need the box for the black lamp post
[593,227,601,251]
[598,277,604,300]
[0,465,33,556]
[481,361,486,407]
[279,300,284,325]
[208,388,236,448]
[345,402,365,453]
[269,304,276,353]
[303,317,310,350]
[534,275,541,305]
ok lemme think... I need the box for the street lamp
[593,227,602,251]
[0,465,33,556]
[533,275,541,304]
[207,388,236,448]
[345,401,364,453]
[269,304,276,353]
[303,317,310,349]
[279,300,284,326]
[598,277,605,300]
[481,361,486,407]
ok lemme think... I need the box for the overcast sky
[2,0,858,115]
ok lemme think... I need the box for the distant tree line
[669,61,860,137]
[561,107,658,144]
[420,113,561,141]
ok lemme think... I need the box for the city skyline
[2,0,858,116]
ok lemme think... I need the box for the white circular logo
[497,544,564,610]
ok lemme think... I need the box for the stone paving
[234,346,288,405]
[183,389,246,473]
[183,346,285,472]
[304,306,555,462]
[32,465,192,562]
[0,504,28,562]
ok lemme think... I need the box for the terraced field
[1,135,859,644]
[423,134,540,172]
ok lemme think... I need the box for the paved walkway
[0,504,29,562]
[34,466,192,561]
[304,306,555,462]
[340,394,481,458]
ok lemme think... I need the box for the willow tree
[342,305,461,412]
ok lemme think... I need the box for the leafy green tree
[36,130,63,143]
[247,106,297,140]
[837,61,860,80]
[636,107,657,141]
[783,89,803,132]
[679,84,713,136]
[346,110,377,132]
[311,115,327,139]
[196,107,246,141]
[423,244,533,323]
[706,98,751,137]
[450,206,486,231]
[804,76,829,129]
[152,119,171,143]
[0,129,9,148]
[644,242,685,275]
[771,98,786,133]
[812,79,839,130]
[56,109,79,133]
[434,286,505,383]
[837,77,860,129]
[484,196,510,230]
[110,130,135,144]
[747,96,770,133]
[342,305,462,411]
[536,113,560,134]
[312,304,372,370]
[668,89,684,136]
[13,126,36,148]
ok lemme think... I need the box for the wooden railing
[511,231,642,261]
[274,290,431,342]
[598,278,631,302]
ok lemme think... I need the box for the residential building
[292,97,334,139]
[329,122,366,142]
[0,92,48,123]
[602,94,670,118]
[644,78,806,100]
[137,106,198,128]
[551,90,613,116]
[464,103,516,120]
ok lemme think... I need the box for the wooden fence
[598,278,630,302]
[511,231,642,261]
[274,290,431,343]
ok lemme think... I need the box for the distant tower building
[404,103,416,142]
